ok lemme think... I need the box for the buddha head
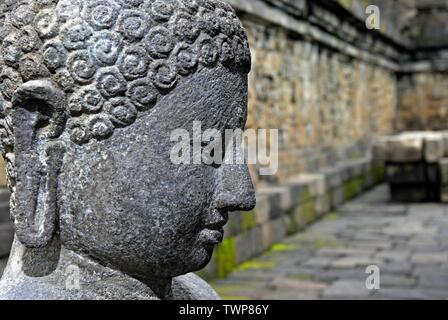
[0,0,255,282]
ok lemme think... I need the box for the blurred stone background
[1,0,448,280]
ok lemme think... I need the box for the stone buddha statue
[0,0,255,300]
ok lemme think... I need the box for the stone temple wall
[396,72,448,132]
[243,14,397,183]
[227,0,400,185]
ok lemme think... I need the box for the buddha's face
[58,66,256,279]
[0,0,254,283]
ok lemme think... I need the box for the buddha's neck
[4,236,173,300]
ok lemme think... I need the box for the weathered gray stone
[380,275,416,288]
[388,258,419,273]
[257,186,292,212]
[261,218,287,250]
[253,195,271,224]
[383,221,425,237]
[303,257,332,268]
[223,211,242,237]
[318,268,367,282]
[424,134,445,163]
[411,253,448,265]
[321,167,343,190]
[288,174,325,198]
[235,226,264,265]
[315,194,331,217]
[352,241,392,250]
[418,275,448,289]
[375,250,411,263]
[331,187,344,208]
[374,132,448,202]
[269,277,327,292]
[0,0,256,300]
[372,138,389,161]
[322,280,371,299]
[261,289,321,300]
[317,247,371,258]
[408,204,446,217]
[412,267,448,278]
[330,257,381,269]
[373,288,427,300]
[386,135,423,163]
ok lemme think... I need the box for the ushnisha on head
[0,0,255,291]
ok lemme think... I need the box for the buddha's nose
[213,163,256,212]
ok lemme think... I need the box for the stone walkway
[211,185,448,300]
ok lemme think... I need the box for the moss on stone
[381,21,387,34]
[263,242,301,258]
[338,0,353,10]
[360,173,367,188]
[351,151,363,160]
[237,259,277,271]
[285,212,299,235]
[322,212,341,221]
[270,243,300,252]
[303,201,315,224]
[372,164,385,183]
[313,238,342,249]
[343,179,359,200]
[215,237,237,278]
[357,176,364,190]
[241,211,257,232]
[288,274,318,282]
[225,215,241,236]
[301,188,312,203]
[213,284,255,295]
[195,269,208,280]
[221,296,253,300]
[292,207,306,230]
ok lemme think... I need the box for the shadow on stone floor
[211,184,448,300]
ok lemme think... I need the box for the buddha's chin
[137,239,217,277]
[187,245,215,272]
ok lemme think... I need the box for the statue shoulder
[0,277,71,300]
[172,273,220,300]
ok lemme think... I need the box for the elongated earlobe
[11,81,66,248]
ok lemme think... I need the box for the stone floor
[0,185,446,299]
[211,185,448,300]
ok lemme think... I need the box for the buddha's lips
[199,228,224,245]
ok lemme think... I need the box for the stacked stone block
[397,73,448,132]
[199,156,385,279]
[373,132,448,202]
